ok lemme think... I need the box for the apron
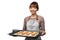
[26,18,39,32]
[25,18,41,40]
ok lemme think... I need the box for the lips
[30,11,36,14]
[31,10,35,12]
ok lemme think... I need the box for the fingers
[40,31,46,36]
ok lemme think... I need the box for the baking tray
[9,29,41,38]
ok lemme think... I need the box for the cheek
[34,9,37,11]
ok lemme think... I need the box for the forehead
[30,4,37,8]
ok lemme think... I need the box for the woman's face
[29,6,37,15]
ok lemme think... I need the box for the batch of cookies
[14,31,39,37]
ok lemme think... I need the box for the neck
[31,13,37,17]
[29,13,38,20]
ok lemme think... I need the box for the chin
[31,12,35,15]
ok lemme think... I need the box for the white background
[0,0,60,40]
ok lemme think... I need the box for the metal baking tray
[9,29,41,38]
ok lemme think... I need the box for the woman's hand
[40,30,46,36]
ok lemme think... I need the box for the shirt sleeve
[40,17,45,31]
[22,17,26,31]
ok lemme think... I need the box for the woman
[23,1,46,40]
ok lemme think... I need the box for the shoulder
[38,15,44,20]
[24,16,30,20]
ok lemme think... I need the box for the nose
[30,8,35,10]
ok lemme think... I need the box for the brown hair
[29,1,39,11]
